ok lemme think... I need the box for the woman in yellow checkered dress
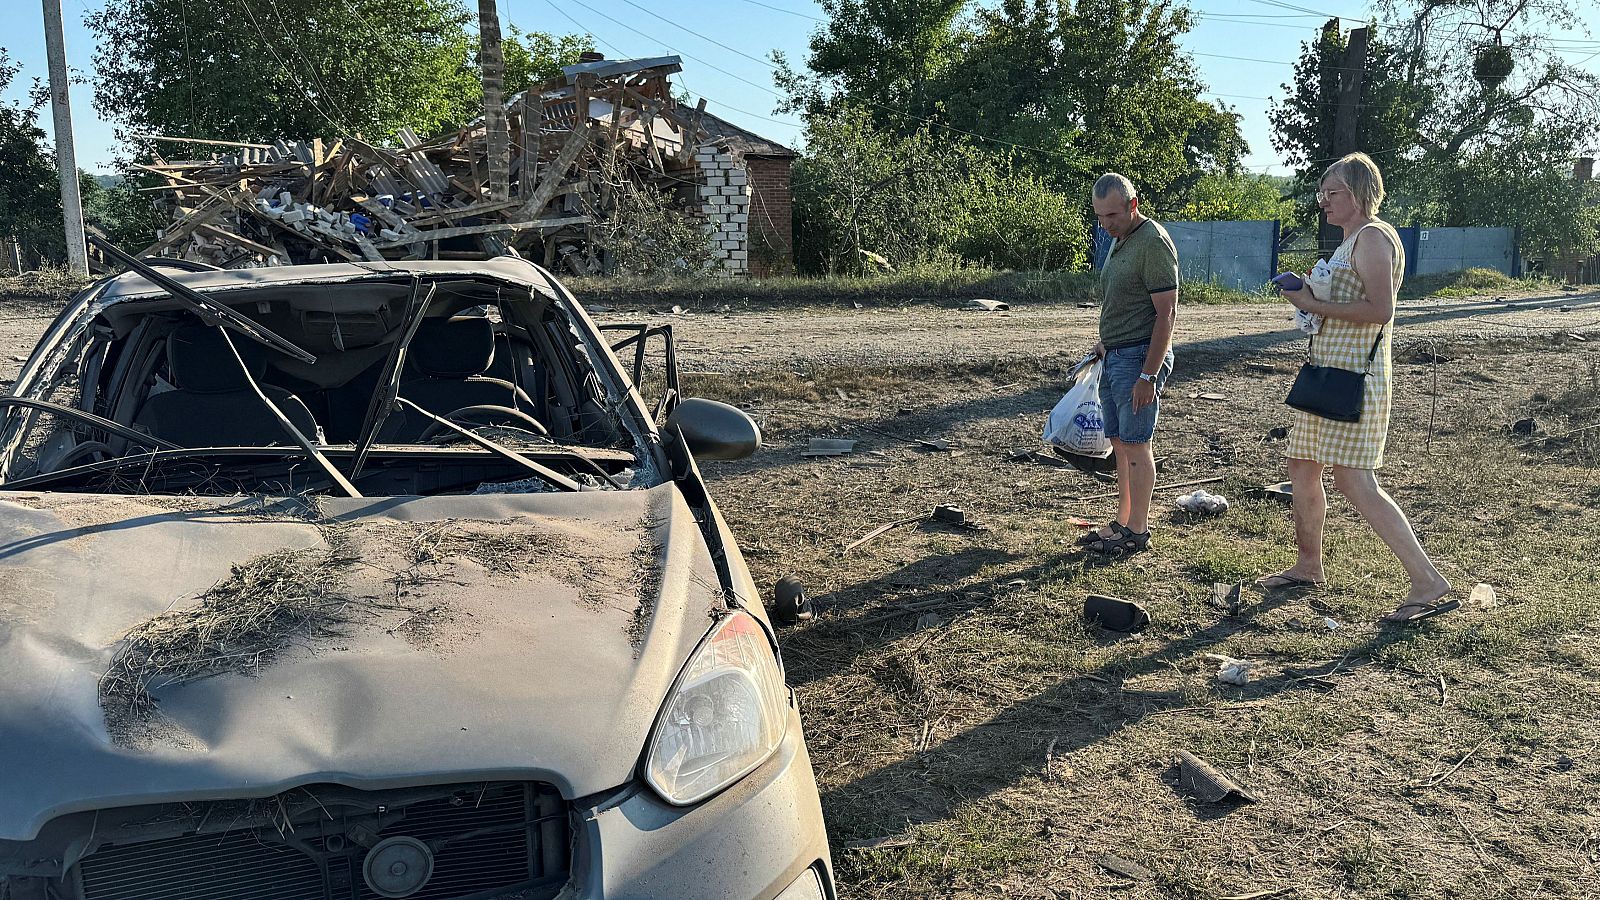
[1257,153,1455,625]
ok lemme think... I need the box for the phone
[1271,272,1303,292]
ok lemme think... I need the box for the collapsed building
[136,55,796,277]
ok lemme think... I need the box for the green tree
[774,0,968,126]
[790,105,970,273]
[934,0,1247,205]
[1267,20,1426,215]
[954,154,1088,270]
[1175,174,1295,225]
[86,0,591,146]
[781,0,1248,220]
[0,49,68,263]
[1271,3,1600,257]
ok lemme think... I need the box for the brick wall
[745,157,795,277]
[695,144,752,276]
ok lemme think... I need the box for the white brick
[731,213,748,223]
[727,171,748,185]
[704,176,725,187]
[729,250,748,260]
[730,195,750,207]
[721,240,741,249]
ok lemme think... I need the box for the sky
[3,0,1598,176]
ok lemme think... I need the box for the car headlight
[644,611,787,805]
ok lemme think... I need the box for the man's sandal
[1086,524,1150,557]
[1076,522,1122,546]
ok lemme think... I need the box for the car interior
[5,274,652,494]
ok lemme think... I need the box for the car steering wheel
[417,404,550,442]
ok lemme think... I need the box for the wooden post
[41,0,87,276]
[478,0,511,201]
[1320,22,1367,255]
[519,92,542,195]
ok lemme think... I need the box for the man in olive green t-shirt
[1080,173,1179,557]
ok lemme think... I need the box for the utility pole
[478,0,510,202]
[1321,22,1369,254]
[41,0,88,276]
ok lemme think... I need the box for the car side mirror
[665,398,761,461]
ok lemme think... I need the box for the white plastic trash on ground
[1044,355,1112,458]
[1176,489,1230,515]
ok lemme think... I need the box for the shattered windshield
[0,272,660,496]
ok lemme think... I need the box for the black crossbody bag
[1284,328,1384,423]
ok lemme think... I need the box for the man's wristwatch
[1137,372,1158,384]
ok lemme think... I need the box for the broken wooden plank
[195,223,280,259]
[513,123,592,219]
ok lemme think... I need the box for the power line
[728,0,821,22]
[558,0,1090,163]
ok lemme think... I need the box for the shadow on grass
[817,568,1428,841]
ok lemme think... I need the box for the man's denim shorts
[1099,343,1174,444]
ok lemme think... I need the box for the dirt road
[654,288,1600,375]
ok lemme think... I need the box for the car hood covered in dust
[0,484,725,842]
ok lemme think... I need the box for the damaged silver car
[0,251,833,900]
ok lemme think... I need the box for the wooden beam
[136,199,226,257]
[369,215,590,249]
[513,122,592,220]
[195,223,280,258]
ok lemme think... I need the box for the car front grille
[74,782,570,900]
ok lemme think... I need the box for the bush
[954,160,1087,271]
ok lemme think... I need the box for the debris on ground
[132,56,728,271]
[841,504,985,555]
[1094,853,1154,881]
[1512,417,1537,436]
[1471,582,1499,609]
[1175,488,1230,515]
[1211,582,1243,616]
[1027,449,1073,468]
[1083,594,1150,632]
[1175,750,1259,803]
[802,438,858,457]
[1267,425,1290,440]
[1206,653,1253,686]
[1246,481,1294,504]
[769,575,814,625]
[965,298,1010,312]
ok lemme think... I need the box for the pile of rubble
[136,56,712,272]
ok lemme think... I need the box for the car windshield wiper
[212,328,362,497]
[88,237,359,496]
[88,234,319,365]
[0,396,181,452]
[395,397,583,492]
[348,277,436,479]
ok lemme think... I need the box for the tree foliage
[792,106,1087,273]
[783,0,1251,273]
[86,0,592,146]
[0,49,67,261]
[1270,1,1600,257]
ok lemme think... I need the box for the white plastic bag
[1044,358,1112,458]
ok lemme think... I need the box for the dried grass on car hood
[98,527,363,719]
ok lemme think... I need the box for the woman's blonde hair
[1321,152,1385,217]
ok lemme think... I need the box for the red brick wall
[745,157,795,277]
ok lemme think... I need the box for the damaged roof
[694,108,799,159]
